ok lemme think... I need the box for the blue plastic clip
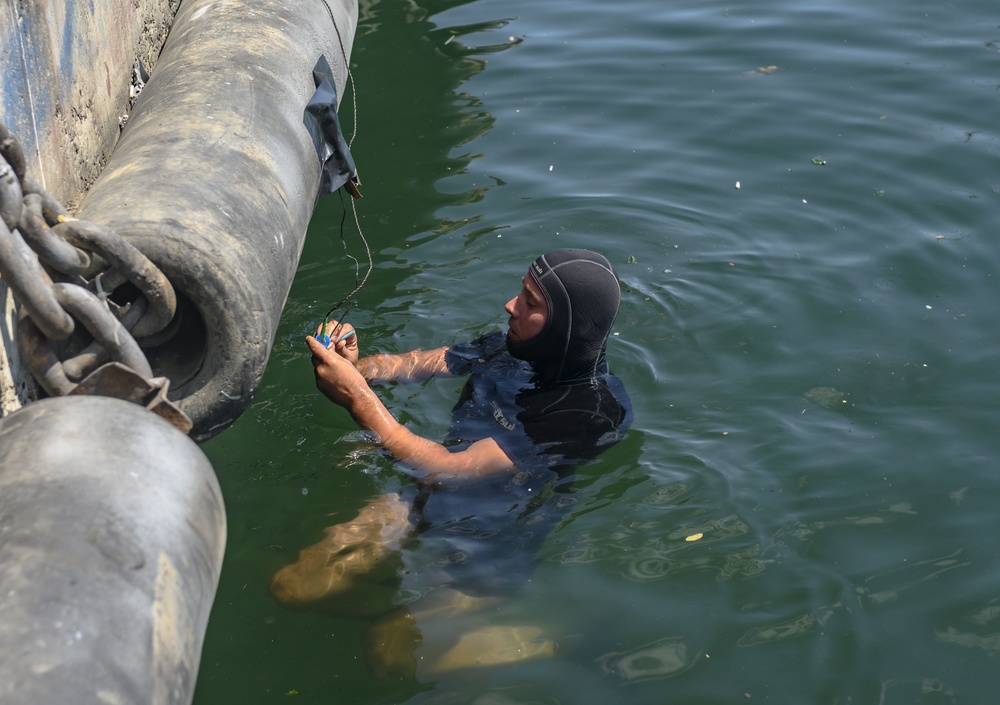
[319,327,355,349]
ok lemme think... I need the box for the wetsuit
[392,249,632,599]
[399,330,631,598]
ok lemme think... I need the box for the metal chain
[0,120,192,433]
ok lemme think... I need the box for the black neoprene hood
[506,249,621,382]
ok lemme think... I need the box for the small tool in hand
[318,325,356,349]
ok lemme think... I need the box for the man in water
[271,248,632,676]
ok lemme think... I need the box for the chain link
[0,120,191,433]
[18,193,92,275]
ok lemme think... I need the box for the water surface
[195,0,1000,702]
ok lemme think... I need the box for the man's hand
[316,321,359,366]
[307,335,368,409]
[306,336,514,479]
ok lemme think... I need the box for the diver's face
[505,273,548,342]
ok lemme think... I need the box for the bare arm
[357,347,451,384]
[317,321,452,384]
[307,336,514,479]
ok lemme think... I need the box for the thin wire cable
[316,0,370,329]
[320,0,358,146]
[323,190,372,327]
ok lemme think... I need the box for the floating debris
[120,58,149,130]
[811,156,827,166]
[804,386,846,410]
[744,65,779,76]
[129,59,149,103]
[685,533,704,542]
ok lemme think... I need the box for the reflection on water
[558,512,764,582]
[878,679,957,705]
[859,550,971,606]
[597,635,693,683]
[737,608,829,648]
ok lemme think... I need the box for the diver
[271,248,632,677]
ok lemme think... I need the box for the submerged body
[404,331,631,598]
[272,249,632,676]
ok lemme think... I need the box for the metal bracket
[69,362,193,435]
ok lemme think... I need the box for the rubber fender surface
[0,395,226,704]
[77,0,358,440]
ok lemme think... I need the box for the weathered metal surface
[1,0,180,415]
[0,0,180,203]
[54,218,178,337]
[2,132,185,421]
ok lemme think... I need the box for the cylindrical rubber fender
[0,395,225,705]
[76,0,358,441]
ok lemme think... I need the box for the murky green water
[194,0,1000,702]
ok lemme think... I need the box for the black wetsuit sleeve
[444,331,508,376]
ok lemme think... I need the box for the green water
[194,0,1000,702]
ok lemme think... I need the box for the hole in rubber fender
[140,292,206,392]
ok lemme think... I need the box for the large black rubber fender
[76,0,357,441]
[0,396,225,704]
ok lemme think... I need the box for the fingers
[307,335,337,366]
[322,320,355,338]
[307,335,354,369]
[316,320,358,351]
[334,324,357,343]
[334,330,357,353]
[306,335,328,355]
